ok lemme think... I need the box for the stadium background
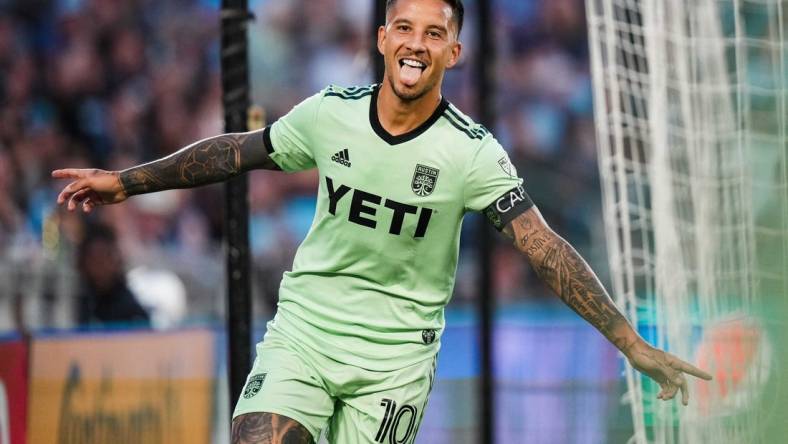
[2,0,771,442]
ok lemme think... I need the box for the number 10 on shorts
[374,398,418,444]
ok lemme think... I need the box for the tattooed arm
[502,207,712,405]
[119,130,278,195]
[231,413,313,444]
[502,207,637,350]
[52,130,278,212]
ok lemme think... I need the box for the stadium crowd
[0,0,604,331]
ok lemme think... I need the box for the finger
[676,360,713,381]
[67,189,81,211]
[678,376,689,406]
[83,189,100,205]
[57,183,73,204]
[67,188,89,211]
[82,198,94,213]
[52,169,89,179]
[657,384,668,400]
[85,190,103,209]
[57,179,86,204]
[661,384,678,401]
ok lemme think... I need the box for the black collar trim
[369,84,449,145]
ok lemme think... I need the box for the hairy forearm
[119,131,273,196]
[506,213,642,353]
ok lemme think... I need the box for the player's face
[377,0,462,101]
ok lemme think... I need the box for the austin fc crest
[242,373,266,399]
[422,329,436,344]
[412,164,439,197]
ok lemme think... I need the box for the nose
[404,31,427,54]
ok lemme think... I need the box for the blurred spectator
[76,223,150,328]
[126,265,187,329]
[1,0,611,329]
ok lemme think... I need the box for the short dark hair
[385,0,464,38]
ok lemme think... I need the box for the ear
[446,41,462,69]
[377,25,386,56]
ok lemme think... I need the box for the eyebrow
[391,18,449,35]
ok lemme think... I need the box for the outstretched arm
[53,130,278,212]
[502,207,712,405]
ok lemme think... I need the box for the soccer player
[53,0,712,442]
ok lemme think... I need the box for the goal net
[586,0,787,442]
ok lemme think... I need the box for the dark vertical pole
[372,0,386,82]
[221,0,252,415]
[475,0,495,443]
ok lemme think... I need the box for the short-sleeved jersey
[264,84,532,370]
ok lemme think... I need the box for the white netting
[586,0,786,442]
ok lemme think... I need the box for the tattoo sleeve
[231,412,313,444]
[119,130,278,196]
[503,209,640,353]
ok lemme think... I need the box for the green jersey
[263,84,532,370]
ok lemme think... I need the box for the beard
[387,71,436,102]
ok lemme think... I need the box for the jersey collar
[369,84,449,146]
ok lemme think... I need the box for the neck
[377,78,443,136]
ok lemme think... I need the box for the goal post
[586,0,787,442]
[221,0,253,416]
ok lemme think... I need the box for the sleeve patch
[483,185,534,230]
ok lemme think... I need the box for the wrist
[609,322,647,358]
[118,167,149,197]
[620,335,649,359]
[113,171,128,198]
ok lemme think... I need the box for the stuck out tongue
[400,64,422,86]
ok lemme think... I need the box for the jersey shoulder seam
[324,84,376,100]
[442,104,490,141]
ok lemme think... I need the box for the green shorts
[232,326,438,443]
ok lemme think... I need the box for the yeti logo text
[495,185,528,213]
[326,177,434,237]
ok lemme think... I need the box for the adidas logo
[331,148,351,167]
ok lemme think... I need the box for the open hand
[625,341,712,405]
[52,168,128,213]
